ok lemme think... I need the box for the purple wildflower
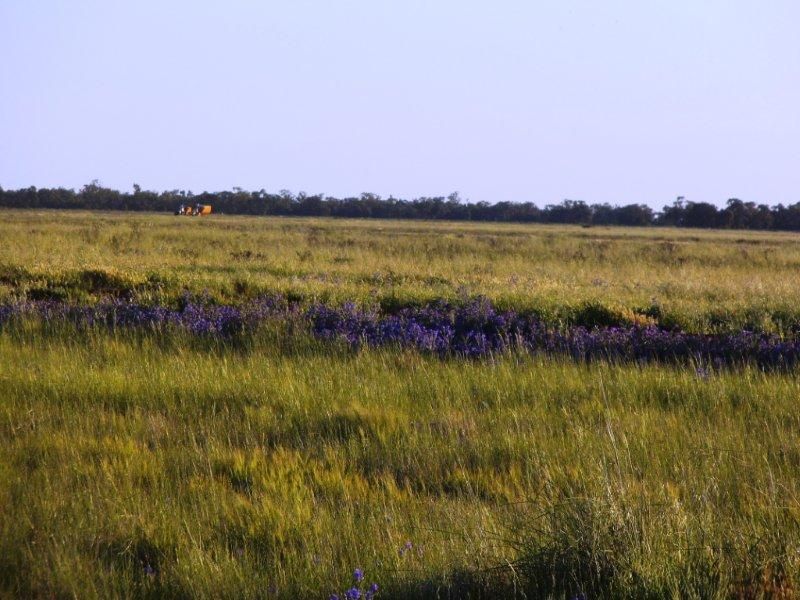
[5,295,800,369]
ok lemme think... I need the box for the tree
[682,202,719,228]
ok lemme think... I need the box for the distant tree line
[2,182,800,231]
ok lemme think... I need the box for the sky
[1,1,798,208]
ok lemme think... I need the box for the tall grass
[2,327,799,597]
[4,211,800,596]
[4,209,800,332]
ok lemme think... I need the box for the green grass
[3,210,800,597]
[4,209,800,331]
[1,328,800,597]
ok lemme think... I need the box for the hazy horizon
[2,1,798,209]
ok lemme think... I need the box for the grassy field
[4,210,800,332]
[2,210,800,598]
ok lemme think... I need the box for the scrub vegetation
[2,209,800,598]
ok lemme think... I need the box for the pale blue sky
[1,1,798,207]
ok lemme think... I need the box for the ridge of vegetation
[3,182,800,230]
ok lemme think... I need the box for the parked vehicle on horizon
[175,203,212,216]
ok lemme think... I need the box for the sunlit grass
[1,329,799,597]
[3,211,800,597]
[3,209,800,332]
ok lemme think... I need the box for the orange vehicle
[175,204,212,216]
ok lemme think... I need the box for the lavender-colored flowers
[345,587,361,600]
[304,297,800,369]
[330,567,378,600]
[3,294,800,369]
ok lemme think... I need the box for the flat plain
[5,209,800,331]
[2,210,800,598]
